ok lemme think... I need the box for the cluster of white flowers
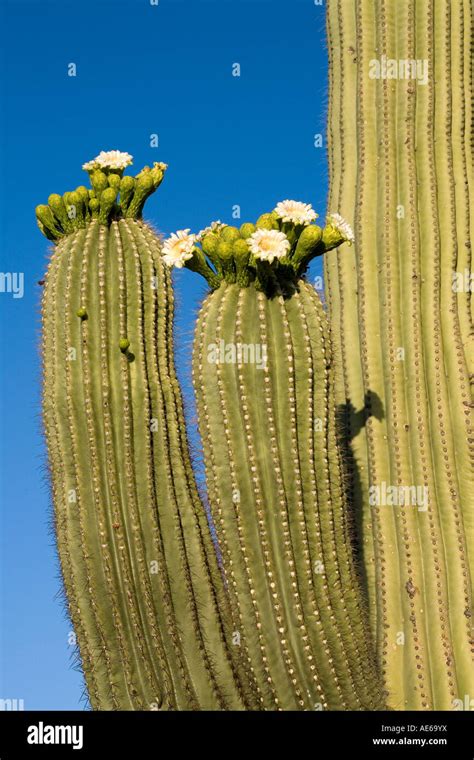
[162,229,197,268]
[247,229,290,264]
[274,199,318,225]
[82,150,133,172]
[326,212,355,243]
[162,204,354,271]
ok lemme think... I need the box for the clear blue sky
[0,0,329,709]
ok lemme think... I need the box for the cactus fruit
[37,151,258,710]
[164,205,386,709]
[325,1,474,709]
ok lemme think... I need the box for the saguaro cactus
[163,203,386,710]
[325,1,473,709]
[37,151,257,710]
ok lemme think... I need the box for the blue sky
[0,0,329,709]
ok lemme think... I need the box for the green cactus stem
[38,151,258,710]
[325,0,473,709]
[166,205,386,710]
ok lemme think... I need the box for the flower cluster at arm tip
[161,200,355,296]
[35,150,168,243]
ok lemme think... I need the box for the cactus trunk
[39,156,258,710]
[192,279,385,710]
[325,0,474,709]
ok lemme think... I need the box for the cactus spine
[38,152,257,710]
[166,210,386,709]
[325,1,474,709]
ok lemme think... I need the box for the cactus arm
[193,281,385,710]
[183,209,386,709]
[326,0,474,709]
[39,153,259,710]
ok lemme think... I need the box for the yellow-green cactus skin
[325,1,474,709]
[170,212,386,710]
[37,153,258,711]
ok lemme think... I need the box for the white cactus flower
[196,220,226,241]
[162,229,197,268]
[248,229,291,263]
[326,212,355,244]
[83,150,133,172]
[82,159,98,171]
[274,199,318,225]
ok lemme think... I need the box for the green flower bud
[98,188,118,225]
[216,240,233,259]
[90,170,109,196]
[107,173,122,191]
[201,232,220,258]
[125,174,154,218]
[233,238,252,287]
[119,176,135,213]
[256,213,279,230]
[66,191,85,227]
[89,198,100,217]
[186,247,221,290]
[36,204,63,241]
[75,186,91,220]
[48,193,71,232]
[217,240,236,283]
[240,222,256,239]
[293,225,324,271]
[74,186,90,204]
[221,226,241,243]
[201,232,223,273]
